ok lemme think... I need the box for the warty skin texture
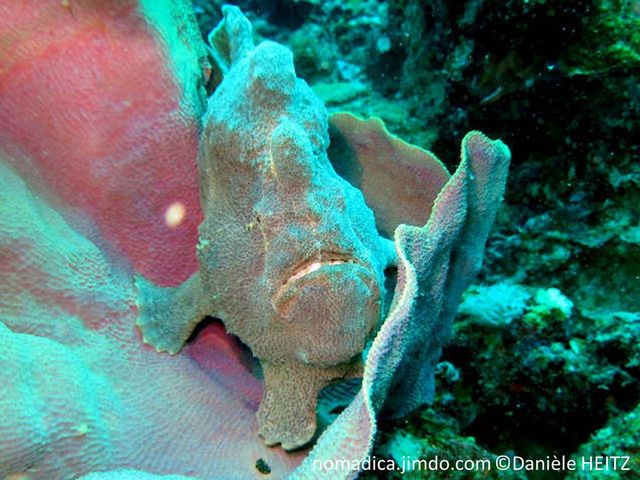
[136,6,512,457]
[137,5,397,451]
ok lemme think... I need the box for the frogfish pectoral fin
[135,272,208,354]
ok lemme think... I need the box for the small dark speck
[256,458,271,475]
[329,406,345,415]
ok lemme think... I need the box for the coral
[367,408,527,480]
[459,283,531,328]
[523,287,573,328]
[567,403,640,479]
[561,0,640,75]
[435,283,640,462]
[361,282,639,477]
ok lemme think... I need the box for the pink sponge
[0,0,204,286]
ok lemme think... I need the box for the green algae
[561,0,640,75]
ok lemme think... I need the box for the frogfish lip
[273,252,364,310]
